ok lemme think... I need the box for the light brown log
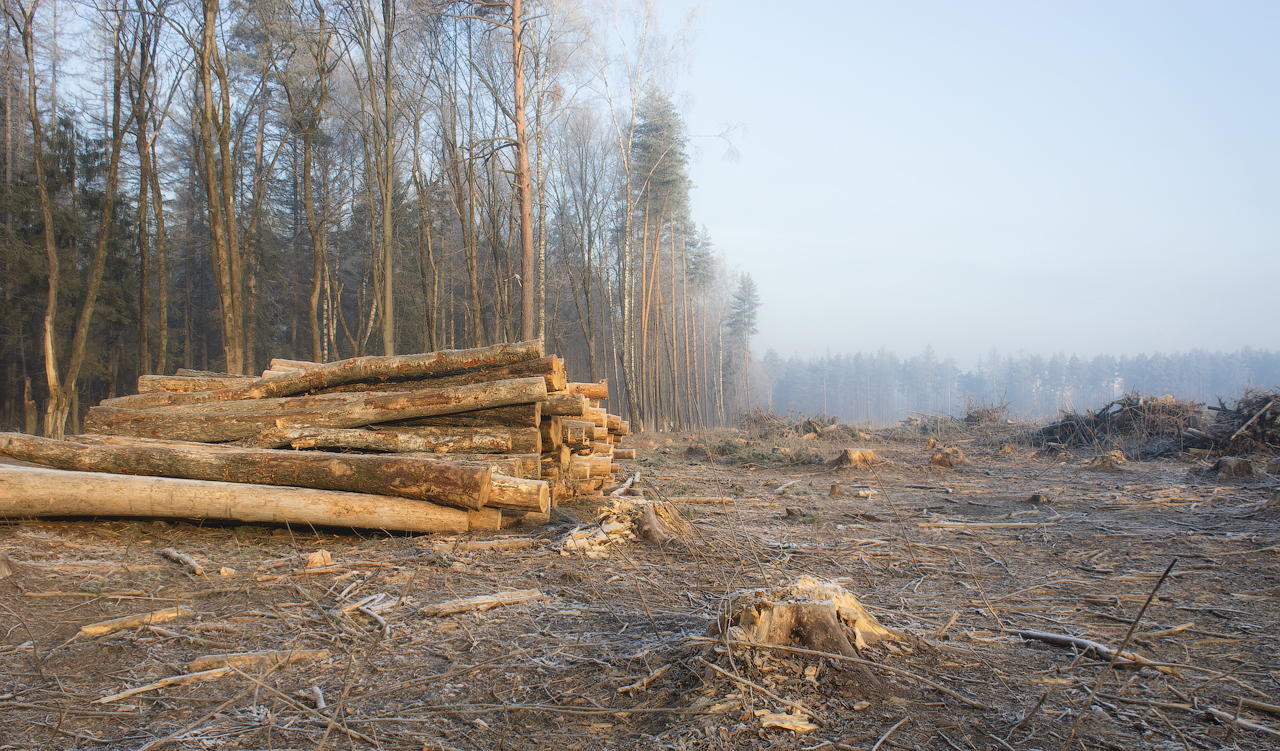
[591,442,613,455]
[585,406,607,428]
[238,426,511,454]
[488,474,550,513]
[539,417,563,450]
[540,392,587,417]
[606,413,621,431]
[174,369,253,379]
[613,448,636,460]
[269,358,322,371]
[619,421,630,436]
[387,402,541,429]
[385,425,538,454]
[137,374,251,394]
[2,433,490,511]
[314,355,566,395]
[593,427,609,441]
[589,456,613,477]
[468,507,502,531]
[567,381,608,400]
[610,462,621,475]
[0,465,472,533]
[84,378,548,444]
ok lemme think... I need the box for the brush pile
[0,341,631,534]
[1034,392,1205,458]
[1194,389,1280,453]
[1036,389,1280,458]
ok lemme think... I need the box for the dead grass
[2,429,1279,750]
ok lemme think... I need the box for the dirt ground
[2,428,1279,750]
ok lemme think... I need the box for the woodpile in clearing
[0,341,631,534]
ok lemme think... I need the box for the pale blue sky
[661,0,1280,364]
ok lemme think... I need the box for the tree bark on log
[566,381,607,400]
[238,426,511,454]
[539,417,562,450]
[0,433,491,510]
[384,402,541,429]
[613,449,636,460]
[539,392,586,417]
[0,465,473,533]
[428,453,539,479]
[137,374,254,394]
[84,378,548,443]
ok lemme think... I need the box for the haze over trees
[0,0,758,437]
[758,346,1280,425]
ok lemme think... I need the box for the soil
[2,429,1278,750]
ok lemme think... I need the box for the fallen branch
[160,548,204,576]
[1015,629,1178,675]
[93,667,233,704]
[186,649,329,673]
[419,589,546,617]
[80,607,192,637]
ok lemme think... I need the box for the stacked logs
[0,341,633,534]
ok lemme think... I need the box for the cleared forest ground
[2,428,1278,750]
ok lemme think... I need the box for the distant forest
[755,347,1280,425]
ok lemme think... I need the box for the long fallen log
[0,433,492,511]
[0,465,474,533]
[239,426,512,454]
[104,341,543,409]
[84,377,548,443]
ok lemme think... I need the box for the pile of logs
[0,341,633,534]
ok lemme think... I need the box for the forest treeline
[758,347,1280,425]
[0,0,764,438]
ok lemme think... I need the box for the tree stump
[829,449,879,469]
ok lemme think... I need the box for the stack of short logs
[0,341,633,534]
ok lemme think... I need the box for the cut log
[584,406,607,428]
[0,465,472,533]
[468,507,502,531]
[101,342,543,409]
[84,377,548,443]
[591,441,613,455]
[1,433,491,511]
[488,474,550,513]
[589,455,613,477]
[618,421,630,436]
[239,426,511,454]
[539,417,563,450]
[268,358,322,371]
[314,355,566,395]
[567,380,608,400]
[136,374,253,394]
[606,413,621,431]
[613,448,636,460]
[593,427,610,441]
[386,402,541,429]
[174,369,254,379]
[539,392,587,417]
